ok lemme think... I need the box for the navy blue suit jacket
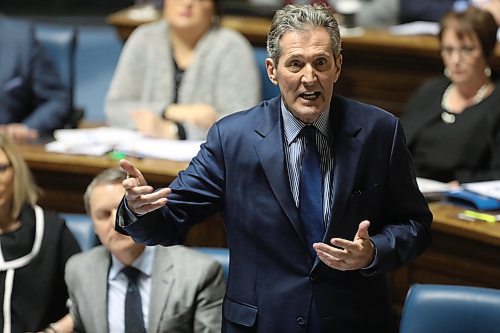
[0,16,70,135]
[117,95,432,332]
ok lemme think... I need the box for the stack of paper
[416,177,459,202]
[116,138,204,162]
[389,21,439,36]
[46,127,141,156]
[45,127,203,162]
[462,180,500,201]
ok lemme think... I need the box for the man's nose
[301,65,317,85]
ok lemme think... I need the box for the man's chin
[292,106,324,123]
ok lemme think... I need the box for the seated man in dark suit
[0,14,70,141]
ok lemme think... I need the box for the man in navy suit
[116,4,432,332]
[0,15,70,141]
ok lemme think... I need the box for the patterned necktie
[123,266,147,333]
[299,126,325,259]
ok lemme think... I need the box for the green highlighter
[108,151,126,161]
[459,210,499,223]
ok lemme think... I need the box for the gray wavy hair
[267,4,342,65]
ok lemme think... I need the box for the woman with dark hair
[0,135,80,332]
[401,6,500,183]
[105,0,261,140]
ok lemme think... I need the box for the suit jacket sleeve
[22,22,70,134]
[369,120,433,275]
[0,18,70,134]
[116,122,225,245]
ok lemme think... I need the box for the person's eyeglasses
[441,45,478,58]
[0,163,11,173]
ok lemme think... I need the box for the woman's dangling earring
[484,67,492,77]
[444,68,451,78]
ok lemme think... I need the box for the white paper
[53,127,141,145]
[462,180,500,201]
[115,138,203,162]
[389,21,439,36]
[46,127,203,162]
[416,177,456,194]
[45,141,113,156]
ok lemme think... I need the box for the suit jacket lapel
[326,96,363,239]
[254,98,307,245]
[93,250,112,333]
[148,247,174,332]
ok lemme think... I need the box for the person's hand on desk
[313,220,375,271]
[0,123,39,142]
[120,159,170,215]
[164,103,218,130]
[132,108,179,139]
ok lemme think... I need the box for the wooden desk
[390,202,500,317]
[19,143,226,247]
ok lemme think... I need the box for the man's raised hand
[119,159,171,215]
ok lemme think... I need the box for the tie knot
[122,266,142,283]
[302,125,317,143]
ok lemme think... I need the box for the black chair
[61,213,97,252]
[35,23,83,128]
[399,283,500,333]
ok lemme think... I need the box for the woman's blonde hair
[0,135,41,220]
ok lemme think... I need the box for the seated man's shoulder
[66,245,107,271]
[158,245,223,272]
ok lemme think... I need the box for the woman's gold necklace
[441,82,490,124]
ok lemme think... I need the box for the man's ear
[265,58,278,86]
[333,54,343,83]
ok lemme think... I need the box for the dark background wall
[0,0,134,17]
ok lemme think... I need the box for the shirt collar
[281,98,331,146]
[109,246,156,280]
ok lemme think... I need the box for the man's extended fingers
[330,238,358,251]
[134,196,168,214]
[314,242,347,259]
[129,188,171,214]
[120,159,147,186]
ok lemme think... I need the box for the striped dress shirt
[281,100,335,229]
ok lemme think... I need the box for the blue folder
[446,189,500,211]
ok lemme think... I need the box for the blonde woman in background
[0,135,80,333]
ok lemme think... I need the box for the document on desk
[46,127,141,156]
[45,127,204,161]
[389,21,439,36]
[115,138,203,161]
[461,180,500,201]
[416,177,455,193]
